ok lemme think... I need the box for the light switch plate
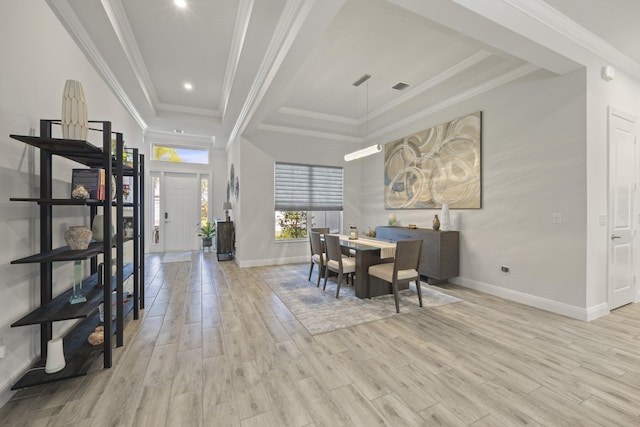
[552,212,562,224]
[599,214,607,226]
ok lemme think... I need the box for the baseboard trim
[450,277,609,321]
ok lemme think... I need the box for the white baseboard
[451,277,610,321]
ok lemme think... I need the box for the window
[274,162,343,240]
[200,177,208,226]
[152,144,209,164]
[152,176,160,245]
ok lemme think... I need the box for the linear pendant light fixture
[345,73,381,161]
[344,144,382,161]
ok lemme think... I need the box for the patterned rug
[261,265,462,335]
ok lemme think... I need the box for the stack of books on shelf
[71,168,106,200]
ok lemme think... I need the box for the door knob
[611,234,622,240]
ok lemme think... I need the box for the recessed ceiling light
[174,129,184,134]
[183,82,193,91]
[174,0,187,8]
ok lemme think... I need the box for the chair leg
[416,278,423,307]
[323,267,329,290]
[317,265,323,287]
[336,272,343,298]
[392,280,400,313]
[308,262,314,281]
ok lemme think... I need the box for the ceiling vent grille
[392,82,410,90]
[352,74,371,87]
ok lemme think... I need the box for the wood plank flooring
[2,251,640,426]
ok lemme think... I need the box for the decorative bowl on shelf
[64,226,92,250]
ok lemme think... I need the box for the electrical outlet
[552,212,562,224]
[501,266,509,273]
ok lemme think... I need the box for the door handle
[611,234,622,240]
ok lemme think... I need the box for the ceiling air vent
[352,74,371,87]
[392,82,410,90]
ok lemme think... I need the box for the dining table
[336,235,406,298]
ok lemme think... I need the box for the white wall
[358,69,589,318]
[0,2,142,405]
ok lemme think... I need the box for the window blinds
[275,162,343,211]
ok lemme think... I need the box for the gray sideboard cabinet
[216,220,235,261]
[376,226,459,284]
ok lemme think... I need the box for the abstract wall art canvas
[384,111,482,209]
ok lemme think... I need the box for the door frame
[149,170,211,253]
[607,106,638,309]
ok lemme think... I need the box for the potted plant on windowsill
[198,221,216,250]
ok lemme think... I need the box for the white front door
[164,173,200,252]
[608,107,637,310]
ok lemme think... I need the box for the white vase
[91,215,114,242]
[61,80,88,140]
[440,203,450,231]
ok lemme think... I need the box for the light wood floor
[3,251,640,426]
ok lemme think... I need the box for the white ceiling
[47,0,640,149]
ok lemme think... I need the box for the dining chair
[308,231,326,287]
[311,227,330,234]
[367,239,423,313]
[323,234,356,298]
[308,227,330,285]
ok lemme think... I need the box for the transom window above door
[152,144,209,164]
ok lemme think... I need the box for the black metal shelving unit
[8,119,145,389]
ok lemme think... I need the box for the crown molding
[46,0,147,129]
[498,0,640,75]
[265,62,537,144]
[101,0,159,112]
[368,63,538,142]
[368,50,493,121]
[157,103,221,118]
[277,50,492,128]
[220,0,254,119]
[144,129,216,145]
[278,107,360,125]
[257,123,361,143]
[227,0,317,150]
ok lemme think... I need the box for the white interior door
[164,173,199,252]
[608,107,637,310]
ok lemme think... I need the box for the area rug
[261,265,462,335]
[161,251,193,263]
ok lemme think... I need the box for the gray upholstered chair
[308,227,330,285]
[308,231,326,286]
[323,234,356,298]
[311,227,330,234]
[368,239,423,313]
